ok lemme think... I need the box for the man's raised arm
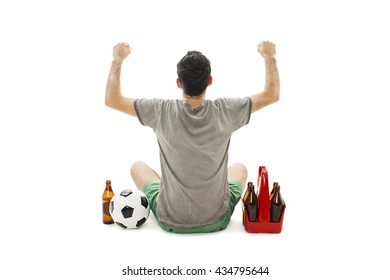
[105,42,137,117]
[250,41,280,113]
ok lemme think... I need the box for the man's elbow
[265,88,280,104]
[105,97,113,108]
[272,90,280,103]
[105,96,118,109]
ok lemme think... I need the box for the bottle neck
[105,181,113,192]
[273,186,283,204]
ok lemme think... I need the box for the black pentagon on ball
[140,196,149,209]
[136,218,147,227]
[121,205,134,218]
[120,189,133,197]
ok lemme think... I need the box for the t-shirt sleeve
[134,98,163,129]
[216,97,252,131]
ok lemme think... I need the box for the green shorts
[142,180,243,233]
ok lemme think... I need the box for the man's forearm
[104,58,136,116]
[105,60,123,107]
[263,57,280,100]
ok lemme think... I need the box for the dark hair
[177,51,211,97]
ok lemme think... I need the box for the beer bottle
[243,182,254,206]
[243,182,252,225]
[270,183,285,223]
[269,182,278,200]
[102,180,115,224]
[243,182,258,222]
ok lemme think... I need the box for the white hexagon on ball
[109,189,150,229]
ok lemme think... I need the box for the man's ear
[176,78,182,88]
[209,75,213,86]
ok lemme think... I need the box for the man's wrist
[263,55,275,60]
[263,56,276,65]
[112,58,124,65]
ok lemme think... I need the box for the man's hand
[113,42,132,62]
[257,41,276,58]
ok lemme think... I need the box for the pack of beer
[242,166,286,233]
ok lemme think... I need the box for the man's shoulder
[210,97,251,107]
[135,98,181,107]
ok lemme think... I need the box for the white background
[1,0,389,279]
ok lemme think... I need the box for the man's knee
[130,161,160,190]
[130,160,146,177]
[230,162,248,175]
[228,162,248,188]
[234,162,247,173]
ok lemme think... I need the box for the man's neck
[183,93,206,108]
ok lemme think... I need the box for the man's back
[135,98,252,228]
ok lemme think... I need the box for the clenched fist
[257,41,276,58]
[113,42,132,62]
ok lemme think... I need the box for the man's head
[176,51,212,97]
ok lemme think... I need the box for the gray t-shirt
[134,97,252,228]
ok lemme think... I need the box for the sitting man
[105,40,280,233]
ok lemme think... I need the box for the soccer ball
[109,189,150,229]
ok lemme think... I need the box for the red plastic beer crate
[242,204,286,233]
[242,166,286,233]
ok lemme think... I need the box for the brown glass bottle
[243,182,252,225]
[102,180,114,224]
[243,182,253,205]
[270,183,285,223]
[243,182,258,222]
[269,182,278,200]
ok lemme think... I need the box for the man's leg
[130,161,160,191]
[228,162,248,189]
